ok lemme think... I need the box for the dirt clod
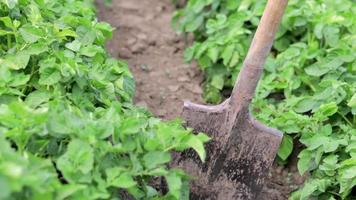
[178,76,190,82]
[168,85,180,92]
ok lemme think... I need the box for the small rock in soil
[168,85,180,92]
[167,34,182,45]
[146,14,155,21]
[282,169,289,178]
[119,47,132,59]
[139,64,150,72]
[130,42,147,54]
[127,37,137,46]
[187,70,197,78]
[171,47,180,54]
[171,95,178,100]
[293,173,306,185]
[186,84,203,94]
[178,76,189,82]
[181,64,190,69]
[165,69,174,78]
[275,165,283,174]
[137,32,148,42]
[156,5,165,12]
[192,85,203,94]
[148,40,157,46]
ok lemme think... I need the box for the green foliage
[0,0,209,199]
[174,0,356,199]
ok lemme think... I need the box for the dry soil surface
[96,0,304,199]
[96,0,204,120]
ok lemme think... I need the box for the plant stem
[338,112,353,127]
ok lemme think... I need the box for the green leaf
[347,94,356,107]
[165,171,183,199]
[0,29,11,35]
[114,173,136,189]
[303,135,328,151]
[207,47,219,63]
[26,42,49,55]
[0,67,11,83]
[229,52,240,67]
[80,45,102,57]
[277,134,293,160]
[300,179,331,200]
[1,0,17,9]
[226,0,239,10]
[0,17,14,29]
[95,22,114,38]
[305,58,344,77]
[143,151,171,169]
[184,46,196,62]
[314,102,338,118]
[77,26,96,45]
[145,186,158,198]
[119,117,146,135]
[338,159,356,196]
[19,25,44,43]
[323,26,339,47]
[58,29,77,38]
[298,150,312,175]
[186,133,209,162]
[39,68,61,85]
[294,97,318,113]
[319,155,338,176]
[106,168,137,189]
[185,15,204,32]
[65,40,81,52]
[57,139,94,182]
[25,90,50,108]
[314,23,324,39]
[8,73,30,87]
[210,75,224,90]
[221,44,235,66]
[56,185,86,200]
[0,177,11,199]
[0,52,30,70]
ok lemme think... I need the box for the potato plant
[174,0,356,199]
[0,0,209,199]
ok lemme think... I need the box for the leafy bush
[0,0,208,199]
[174,0,356,199]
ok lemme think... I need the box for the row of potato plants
[0,0,208,199]
[173,0,355,199]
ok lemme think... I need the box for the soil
[95,0,203,120]
[95,0,305,199]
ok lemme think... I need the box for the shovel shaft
[230,0,288,110]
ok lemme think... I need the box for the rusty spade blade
[172,0,289,199]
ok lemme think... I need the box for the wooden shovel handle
[230,0,288,110]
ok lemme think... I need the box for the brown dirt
[95,0,304,199]
[96,0,203,120]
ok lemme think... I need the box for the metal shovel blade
[176,100,282,199]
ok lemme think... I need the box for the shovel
[173,0,289,199]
